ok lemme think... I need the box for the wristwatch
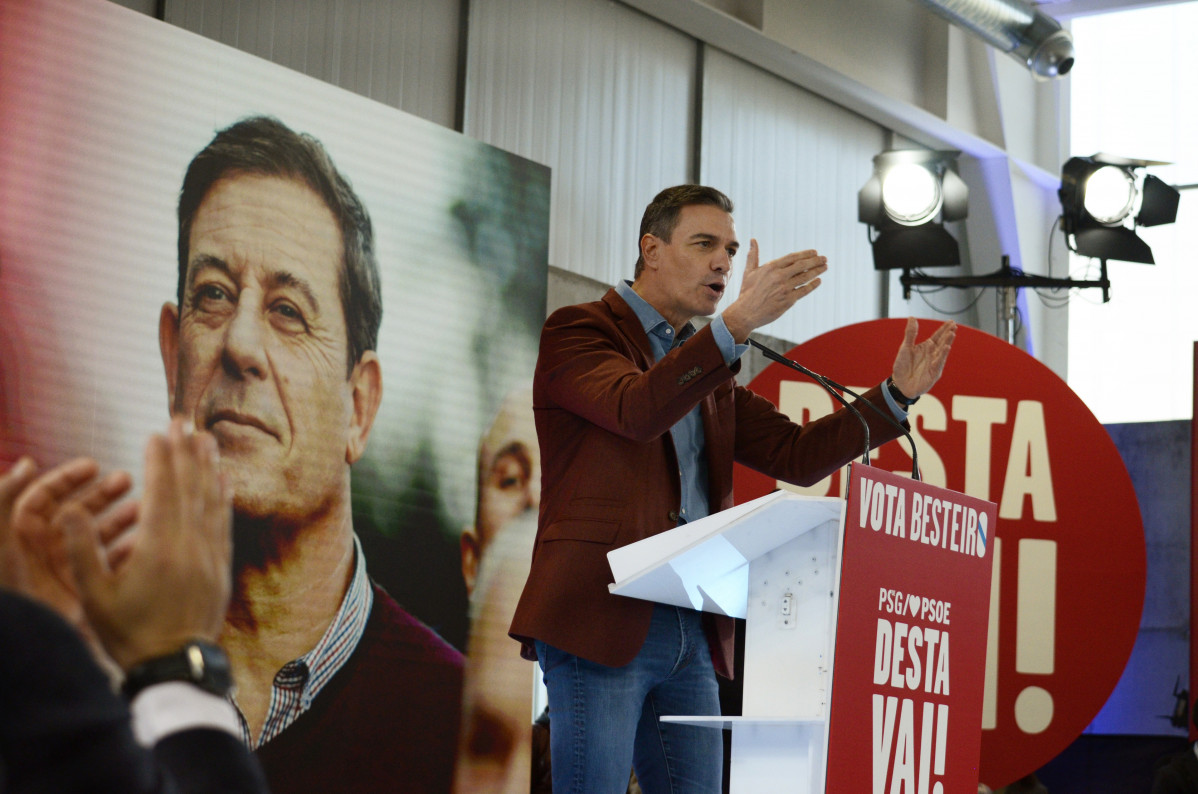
[886,377,920,407]
[121,640,234,700]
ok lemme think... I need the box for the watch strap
[886,377,920,407]
[121,640,233,700]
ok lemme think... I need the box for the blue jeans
[534,604,723,794]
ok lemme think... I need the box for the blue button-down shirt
[616,280,746,525]
[614,280,908,526]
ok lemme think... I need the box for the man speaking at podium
[510,185,956,794]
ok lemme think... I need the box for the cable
[748,338,870,467]
[905,268,985,316]
[1045,215,1063,278]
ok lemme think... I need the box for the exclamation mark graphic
[982,538,1002,730]
[1014,538,1057,734]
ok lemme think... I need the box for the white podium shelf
[607,490,848,794]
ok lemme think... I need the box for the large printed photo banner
[1,1,548,791]
[735,320,1146,789]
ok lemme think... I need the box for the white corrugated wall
[462,0,696,285]
[700,47,887,343]
[164,0,461,129]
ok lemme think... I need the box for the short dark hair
[176,116,382,376]
[634,185,734,278]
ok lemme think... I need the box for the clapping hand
[0,456,136,644]
[61,418,233,671]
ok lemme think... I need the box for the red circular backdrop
[735,319,1146,788]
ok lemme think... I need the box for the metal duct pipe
[910,0,1075,79]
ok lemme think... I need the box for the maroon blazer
[509,289,904,678]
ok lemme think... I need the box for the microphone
[747,338,869,467]
[747,337,922,481]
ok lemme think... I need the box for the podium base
[661,716,826,793]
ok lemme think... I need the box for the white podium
[608,489,846,794]
[607,463,997,794]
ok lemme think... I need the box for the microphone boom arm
[748,337,922,481]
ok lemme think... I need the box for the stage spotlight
[859,149,968,271]
[1059,154,1180,264]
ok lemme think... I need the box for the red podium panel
[826,463,997,794]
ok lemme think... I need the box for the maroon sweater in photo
[255,583,464,793]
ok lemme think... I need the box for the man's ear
[639,233,660,272]
[158,303,180,411]
[460,526,480,598]
[346,351,383,464]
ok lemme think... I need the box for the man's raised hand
[890,317,957,400]
[723,240,828,342]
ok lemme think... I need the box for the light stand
[898,255,1112,343]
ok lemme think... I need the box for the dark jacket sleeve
[0,591,268,794]
[731,381,904,489]
[155,729,270,794]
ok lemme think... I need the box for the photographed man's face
[476,399,539,551]
[160,173,359,525]
[460,390,539,596]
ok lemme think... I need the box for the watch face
[190,641,234,695]
[186,644,207,680]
